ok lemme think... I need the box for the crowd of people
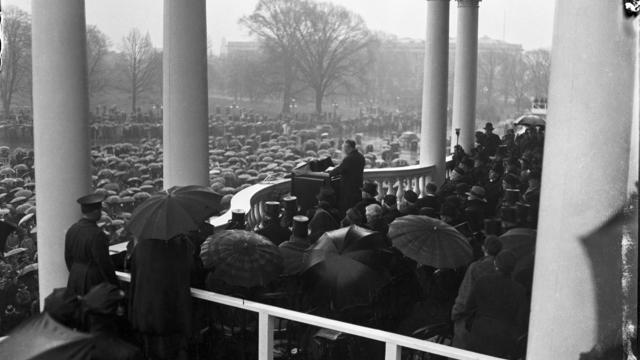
[33,119,543,360]
[0,109,424,340]
[0,98,546,359]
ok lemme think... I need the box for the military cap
[77,193,106,214]
[77,193,106,206]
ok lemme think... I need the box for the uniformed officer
[65,193,118,298]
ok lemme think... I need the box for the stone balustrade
[210,163,439,230]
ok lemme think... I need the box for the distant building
[220,40,261,57]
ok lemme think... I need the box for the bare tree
[524,49,551,98]
[0,6,31,116]
[120,28,159,113]
[291,1,374,114]
[86,25,111,103]
[240,0,303,113]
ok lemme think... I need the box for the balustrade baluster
[258,311,275,360]
[418,176,426,197]
[395,178,404,202]
[375,179,384,201]
[386,179,395,196]
[385,343,401,360]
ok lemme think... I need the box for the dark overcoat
[461,273,528,358]
[129,238,193,336]
[256,221,292,246]
[330,150,365,213]
[65,219,118,297]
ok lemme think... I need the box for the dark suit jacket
[330,150,365,212]
[64,219,118,297]
[256,221,292,246]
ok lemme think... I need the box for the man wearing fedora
[64,193,118,298]
[482,122,502,157]
[464,186,488,232]
[353,181,380,215]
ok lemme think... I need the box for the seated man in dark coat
[329,139,365,214]
[256,201,291,246]
[416,182,440,212]
[399,190,420,216]
[381,195,401,225]
[353,181,381,215]
[65,193,118,298]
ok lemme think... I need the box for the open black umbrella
[201,230,283,287]
[304,225,391,309]
[126,185,223,240]
[0,313,94,360]
[388,215,473,268]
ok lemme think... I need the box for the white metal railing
[210,163,440,230]
[116,271,503,360]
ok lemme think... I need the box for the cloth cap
[484,122,494,130]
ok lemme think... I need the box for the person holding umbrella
[126,185,223,360]
[64,193,118,298]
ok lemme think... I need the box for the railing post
[258,311,275,360]
[385,343,401,360]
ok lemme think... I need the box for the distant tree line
[1,2,550,121]
[1,5,162,117]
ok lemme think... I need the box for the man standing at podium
[329,139,365,214]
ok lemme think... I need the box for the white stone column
[163,0,210,188]
[527,0,636,358]
[450,0,479,153]
[32,0,91,305]
[419,0,450,185]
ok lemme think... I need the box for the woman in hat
[64,193,118,298]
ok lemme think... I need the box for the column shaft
[420,0,450,185]
[163,0,210,188]
[527,0,636,358]
[32,0,91,304]
[450,0,479,152]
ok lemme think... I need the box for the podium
[291,163,340,214]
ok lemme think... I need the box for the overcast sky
[3,0,554,54]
